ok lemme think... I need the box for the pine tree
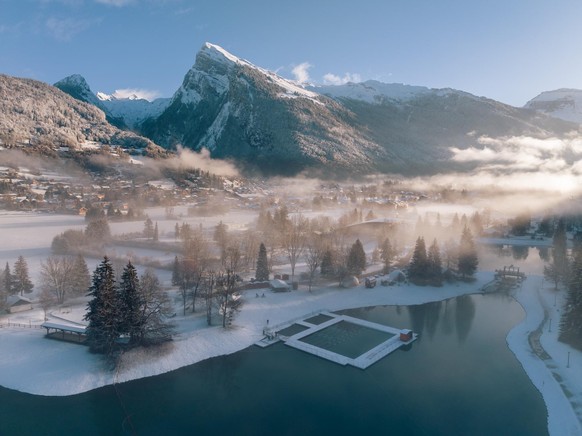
[118,261,143,346]
[153,222,159,242]
[3,262,14,295]
[0,267,6,310]
[458,227,478,279]
[13,255,33,295]
[553,218,568,283]
[255,243,269,281]
[559,244,582,349]
[84,257,120,355]
[143,216,154,238]
[175,222,180,239]
[347,239,366,275]
[408,237,428,284]
[71,254,90,296]
[171,255,182,286]
[427,239,443,286]
[380,238,394,273]
[320,249,335,277]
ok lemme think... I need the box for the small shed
[387,270,406,284]
[7,296,33,313]
[400,329,413,342]
[270,279,290,292]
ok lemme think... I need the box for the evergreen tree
[3,262,14,296]
[71,254,90,296]
[153,222,159,242]
[559,244,582,349]
[457,227,478,279]
[255,243,269,281]
[118,261,143,345]
[13,255,33,295]
[143,216,154,238]
[427,239,443,286]
[408,237,428,284]
[320,249,335,277]
[84,257,120,355]
[171,255,182,286]
[174,222,180,239]
[380,238,394,273]
[85,218,111,243]
[0,268,6,310]
[347,239,366,275]
[553,218,568,283]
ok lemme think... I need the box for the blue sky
[1,0,582,106]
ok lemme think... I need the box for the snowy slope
[141,42,382,175]
[54,74,105,110]
[525,89,582,124]
[97,94,170,129]
[311,80,436,104]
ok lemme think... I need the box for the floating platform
[256,311,417,369]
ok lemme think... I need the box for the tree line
[85,257,174,361]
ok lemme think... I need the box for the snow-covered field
[0,212,580,435]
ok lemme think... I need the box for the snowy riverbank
[0,271,580,435]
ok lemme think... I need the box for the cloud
[94,0,135,6]
[111,88,161,101]
[173,146,240,178]
[45,17,98,41]
[322,72,362,86]
[291,62,312,84]
[438,134,582,205]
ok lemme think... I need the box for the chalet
[7,295,33,313]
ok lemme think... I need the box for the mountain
[0,74,162,155]
[55,75,170,129]
[525,89,582,124]
[140,44,576,175]
[53,44,580,176]
[140,43,383,176]
[316,81,577,173]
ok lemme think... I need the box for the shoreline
[0,271,580,435]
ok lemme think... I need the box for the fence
[0,322,43,329]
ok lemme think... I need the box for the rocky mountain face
[525,89,582,124]
[140,43,384,176]
[50,44,582,176]
[54,75,170,129]
[0,74,161,155]
[140,44,578,175]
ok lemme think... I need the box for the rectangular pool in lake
[279,313,416,369]
[299,320,394,359]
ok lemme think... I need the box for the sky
[1,0,582,106]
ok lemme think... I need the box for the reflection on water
[0,295,548,436]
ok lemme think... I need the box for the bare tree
[305,236,325,292]
[215,270,242,328]
[40,256,75,304]
[282,214,308,283]
[183,229,210,313]
[213,244,244,328]
[138,268,175,345]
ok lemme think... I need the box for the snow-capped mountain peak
[311,80,439,104]
[525,88,582,124]
[96,92,112,101]
[191,42,319,101]
[54,74,103,108]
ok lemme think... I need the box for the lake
[0,291,547,435]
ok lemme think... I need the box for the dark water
[0,293,547,436]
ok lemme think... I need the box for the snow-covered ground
[0,270,580,434]
[0,210,581,434]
